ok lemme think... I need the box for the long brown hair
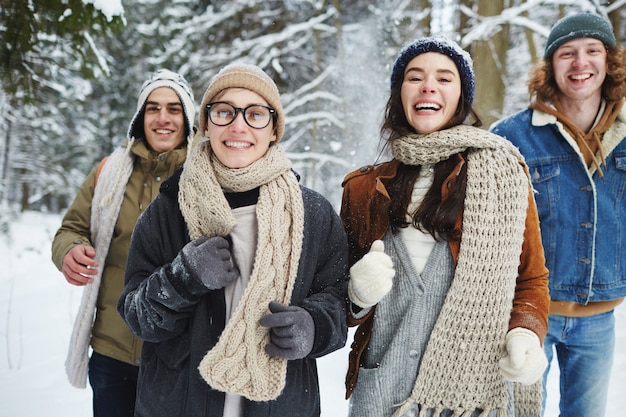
[380,83,478,241]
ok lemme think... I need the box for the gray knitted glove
[259,301,315,360]
[178,236,239,290]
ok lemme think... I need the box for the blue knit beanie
[544,13,616,59]
[390,36,475,104]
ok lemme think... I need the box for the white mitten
[499,327,548,385]
[348,240,395,308]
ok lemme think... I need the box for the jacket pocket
[154,332,191,370]
[615,154,626,171]
[348,367,385,416]
[609,153,626,199]
[528,161,560,209]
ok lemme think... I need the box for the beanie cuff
[128,70,196,141]
[199,64,284,142]
[544,14,616,59]
[390,36,475,105]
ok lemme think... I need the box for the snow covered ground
[1,210,624,416]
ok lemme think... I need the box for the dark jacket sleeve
[117,191,210,343]
[296,188,350,359]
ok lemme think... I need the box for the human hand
[348,240,394,308]
[178,236,238,289]
[259,301,315,360]
[499,327,548,385]
[61,244,99,286]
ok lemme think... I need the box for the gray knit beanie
[544,13,616,59]
[127,69,196,141]
[199,64,285,142]
[390,36,475,104]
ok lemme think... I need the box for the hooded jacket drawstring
[533,98,624,178]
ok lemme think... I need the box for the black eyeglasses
[206,102,276,129]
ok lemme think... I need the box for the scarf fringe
[391,400,412,417]
[392,402,505,417]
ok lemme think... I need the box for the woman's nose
[421,82,435,93]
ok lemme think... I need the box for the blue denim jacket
[492,105,626,304]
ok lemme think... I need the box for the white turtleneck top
[400,164,436,273]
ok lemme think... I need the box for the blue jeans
[542,311,615,417]
[88,351,139,417]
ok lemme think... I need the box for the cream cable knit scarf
[178,140,305,401]
[65,142,135,388]
[389,126,540,417]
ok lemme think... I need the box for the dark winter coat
[118,169,349,417]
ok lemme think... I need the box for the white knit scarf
[389,125,541,417]
[65,143,135,388]
[178,140,305,401]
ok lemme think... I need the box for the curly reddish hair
[528,44,626,103]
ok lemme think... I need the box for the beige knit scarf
[390,125,541,417]
[65,141,135,388]
[178,140,304,401]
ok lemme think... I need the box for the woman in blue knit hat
[491,13,626,417]
[341,36,550,417]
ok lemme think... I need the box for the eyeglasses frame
[205,102,276,129]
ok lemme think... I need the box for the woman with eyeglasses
[118,63,349,417]
[341,37,549,416]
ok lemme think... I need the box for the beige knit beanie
[199,64,285,141]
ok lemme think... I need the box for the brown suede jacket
[340,156,550,398]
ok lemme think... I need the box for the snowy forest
[1,0,625,224]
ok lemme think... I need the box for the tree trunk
[20,171,29,212]
[607,1,621,41]
[0,118,11,207]
[523,11,538,66]
[469,0,508,128]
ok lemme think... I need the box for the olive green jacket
[52,140,187,366]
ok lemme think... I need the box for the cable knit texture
[65,142,135,388]
[388,125,541,417]
[178,140,304,401]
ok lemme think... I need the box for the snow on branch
[459,0,618,47]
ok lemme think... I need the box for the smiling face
[205,88,277,169]
[552,37,607,104]
[143,87,186,153]
[400,52,462,134]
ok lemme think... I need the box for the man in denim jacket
[491,13,626,417]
